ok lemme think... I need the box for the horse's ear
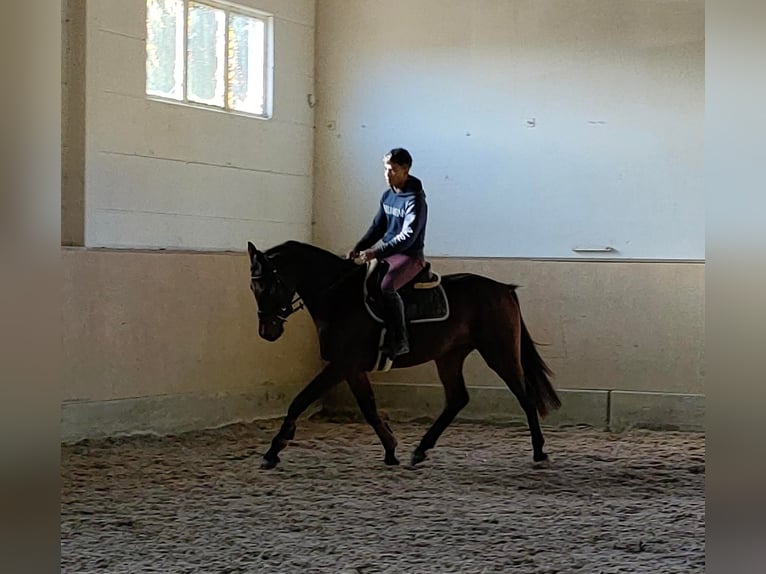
[247,241,257,261]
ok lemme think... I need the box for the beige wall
[326,258,704,431]
[371,258,704,394]
[62,248,323,441]
[61,0,705,439]
[62,252,704,439]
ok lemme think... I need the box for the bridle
[250,263,305,324]
[251,254,364,324]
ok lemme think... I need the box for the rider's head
[383,148,412,191]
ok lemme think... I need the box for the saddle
[363,260,449,373]
[364,261,449,324]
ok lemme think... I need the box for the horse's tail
[509,287,561,417]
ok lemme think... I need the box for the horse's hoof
[384,453,400,466]
[410,450,427,466]
[532,452,550,468]
[260,456,280,470]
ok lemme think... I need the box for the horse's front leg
[261,363,344,469]
[346,371,399,466]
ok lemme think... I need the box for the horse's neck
[281,243,359,307]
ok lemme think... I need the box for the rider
[347,148,428,358]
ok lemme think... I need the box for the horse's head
[247,241,302,342]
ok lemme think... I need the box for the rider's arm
[354,200,387,252]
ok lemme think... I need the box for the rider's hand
[346,250,359,260]
[360,249,377,262]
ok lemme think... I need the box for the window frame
[145,0,274,119]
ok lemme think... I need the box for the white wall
[314,0,704,260]
[84,0,316,250]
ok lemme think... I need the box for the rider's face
[384,160,409,191]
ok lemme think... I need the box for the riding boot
[380,290,410,357]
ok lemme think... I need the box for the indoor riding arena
[61,1,704,572]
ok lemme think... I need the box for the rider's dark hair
[386,148,413,168]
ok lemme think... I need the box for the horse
[247,240,561,469]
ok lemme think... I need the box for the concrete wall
[61,248,323,442]
[313,0,704,260]
[61,0,321,441]
[326,258,704,431]
[62,0,704,439]
[62,0,86,246]
[64,0,316,250]
[314,0,704,430]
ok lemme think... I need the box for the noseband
[251,266,305,324]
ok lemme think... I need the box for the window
[146,0,273,117]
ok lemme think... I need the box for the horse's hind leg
[261,363,344,469]
[411,346,472,466]
[478,340,548,463]
[515,375,548,463]
[347,371,399,466]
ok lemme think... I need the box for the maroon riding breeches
[380,254,425,292]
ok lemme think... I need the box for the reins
[252,257,364,323]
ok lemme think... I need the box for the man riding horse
[347,148,427,359]
[247,149,559,468]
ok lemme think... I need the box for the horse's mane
[264,241,361,287]
[264,240,340,261]
[260,240,363,303]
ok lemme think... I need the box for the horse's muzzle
[258,320,284,342]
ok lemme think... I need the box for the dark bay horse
[247,240,561,468]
